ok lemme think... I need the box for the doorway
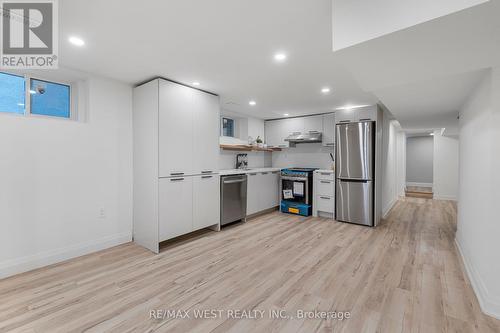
[405,134,434,198]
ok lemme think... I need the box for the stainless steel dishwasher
[221,174,247,226]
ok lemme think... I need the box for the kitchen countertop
[219,168,281,176]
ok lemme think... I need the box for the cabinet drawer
[316,180,334,196]
[316,195,334,213]
[316,171,334,181]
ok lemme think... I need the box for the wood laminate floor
[1,198,499,333]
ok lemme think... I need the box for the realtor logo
[0,0,58,68]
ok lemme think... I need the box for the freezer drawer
[336,179,373,226]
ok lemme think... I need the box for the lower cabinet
[159,177,193,241]
[159,175,220,242]
[247,171,280,216]
[313,170,335,218]
[193,174,220,229]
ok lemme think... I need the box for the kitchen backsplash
[219,150,272,170]
[272,143,334,170]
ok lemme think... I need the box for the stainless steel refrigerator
[335,122,375,226]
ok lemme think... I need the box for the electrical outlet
[99,208,106,219]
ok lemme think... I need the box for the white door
[246,172,260,215]
[322,113,335,147]
[159,80,194,177]
[159,177,193,241]
[193,91,220,175]
[193,175,220,230]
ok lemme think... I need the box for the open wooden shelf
[220,144,282,152]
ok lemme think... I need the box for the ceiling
[58,0,500,128]
[58,0,377,119]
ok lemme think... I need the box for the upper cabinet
[265,114,334,148]
[158,80,220,177]
[335,105,377,124]
[322,113,335,147]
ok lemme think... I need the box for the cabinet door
[265,120,287,148]
[159,177,193,242]
[193,91,220,174]
[303,115,323,133]
[322,113,335,147]
[246,173,260,215]
[335,109,358,124]
[264,171,280,209]
[159,80,194,177]
[193,175,220,229]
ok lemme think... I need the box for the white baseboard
[382,197,397,219]
[406,182,433,188]
[0,232,132,280]
[455,235,500,320]
[434,194,457,201]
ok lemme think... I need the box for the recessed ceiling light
[29,90,36,94]
[321,87,331,94]
[274,53,287,62]
[192,82,200,86]
[283,113,289,117]
[249,100,257,106]
[69,36,85,47]
[17,103,24,106]
[430,133,435,136]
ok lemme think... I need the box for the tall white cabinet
[133,79,221,253]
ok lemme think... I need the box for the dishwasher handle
[223,179,246,184]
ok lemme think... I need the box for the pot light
[69,36,85,47]
[283,113,289,117]
[29,90,36,94]
[249,100,257,106]
[192,82,200,86]
[321,87,331,94]
[430,133,435,136]
[274,53,287,62]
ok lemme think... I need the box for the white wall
[456,68,500,319]
[433,132,459,200]
[406,136,434,186]
[396,131,407,197]
[380,114,406,218]
[0,72,133,278]
[332,0,488,50]
[271,143,334,170]
[219,150,272,170]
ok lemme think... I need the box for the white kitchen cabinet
[322,113,335,147]
[246,172,261,215]
[302,115,323,133]
[133,78,221,253]
[247,171,280,215]
[193,90,220,174]
[313,170,335,218]
[335,105,377,124]
[264,171,280,209]
[193,175,220,229]
[159,80,194,177]
[265,120,289,148]
[159,177,193,241]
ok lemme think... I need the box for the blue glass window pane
[223,118,234,137]
[30,79,70,118]
[0,72,25,114]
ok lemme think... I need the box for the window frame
[222,117,235,138]
[0,71,77,120]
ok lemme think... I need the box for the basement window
[0,72,73,119]
[222,117,235,137]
